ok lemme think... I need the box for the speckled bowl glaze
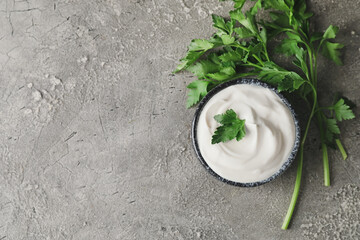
[192,78,300,187]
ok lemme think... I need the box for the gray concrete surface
[0,0,359,239]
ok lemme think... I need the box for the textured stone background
[0,0,359,239]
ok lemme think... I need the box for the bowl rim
[191,78,301,187]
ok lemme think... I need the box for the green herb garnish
[212,109,246,144]
[174,0,356,229]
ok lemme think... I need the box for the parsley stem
[282,28,309,45]
[305,46,315,83]
[230,43,265,66]
[282,80,317,229]
[253,54,264,66]
[313,52,318,88]
[315,106,333,112]
[282,28,302,37]
[263,44,270,61]
[243,62,262,69]
[315,109,330,186]
[231,43,250,52]
[281,147,303,230]
[322,143,330,186]
[316,39,325,56]
[298,28,309,41]
[335,139,348,160]
[285,27,314,84]
[312,37,330,188]
[222,72,256,82]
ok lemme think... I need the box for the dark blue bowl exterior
[191,78,301,187]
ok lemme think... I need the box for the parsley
[186,81,211,108]
[174,0,355,229]
[211,109,246,144]
[333,98,356,121]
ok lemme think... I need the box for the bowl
[191,78,300,187]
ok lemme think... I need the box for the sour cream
[196,83,296,183]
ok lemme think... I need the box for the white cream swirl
[197,84,296,183]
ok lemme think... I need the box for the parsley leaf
[233,0,246,9]
[250,0,262,15]
[265,0,290,12]
[321,41,344,66]
[220,34,235,44]
[333,98,355,121]
[207,66,236,81]
[324,118,340,144]
[212,14,230,34]
[276,38,300,56]
[174,51,205,73]
[234,27,255,38]
[259,62,304,91]
[174,38,223,73]
[188,39,215,51]
[187,59,220,79]
[218,49,244,62]
[323,25,339,39]
[186,81,211,108]
[211,109,246,144]
[221,0,247,9]
[269,12,290,28]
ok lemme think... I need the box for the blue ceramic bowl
[191,78,300,187]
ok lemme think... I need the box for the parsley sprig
[174,0,356,229]
[212,109,246,144]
